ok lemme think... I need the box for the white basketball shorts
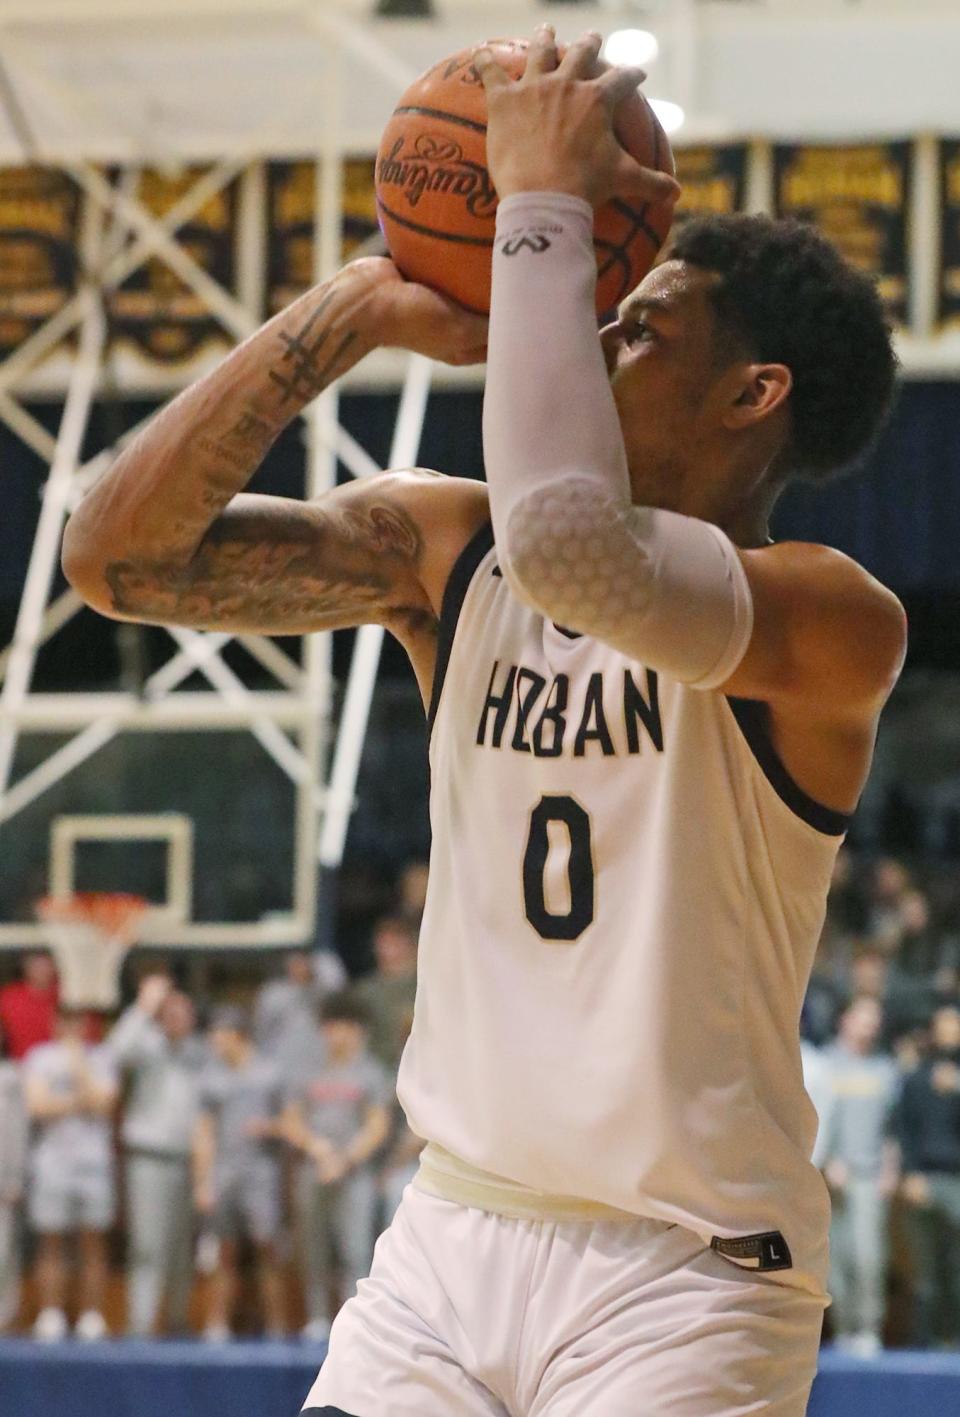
[302,1184,826,1417]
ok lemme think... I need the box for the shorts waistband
[414,1142,654,1225]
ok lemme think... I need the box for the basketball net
[36,893,149,1012]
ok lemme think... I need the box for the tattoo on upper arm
[103,498,430,632]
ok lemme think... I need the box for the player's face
[600,260,746,514]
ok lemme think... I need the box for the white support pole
[0,588,82,684]
[317,351,433,869]
[68,162,257,343]
[0,250,105,799]
[238,636,303,692]
[309,6,416,94]
[318,413,384,482]
[0,394,57,460]
[0,718,118,826]
[300,47,346,932]
[0,157,248,396]
[164,626,321,794]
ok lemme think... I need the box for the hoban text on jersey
[475,662,664,759]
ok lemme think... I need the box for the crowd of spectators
[2,850,960,1352]
[0,894,424,1343]
[803,851,960,1354]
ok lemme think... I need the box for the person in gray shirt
[194,1005,286,1340]
[0,1022,27,1332]
[820,994,900,1356]
[283,992,391,1341]
[24,1007,119,1342]
[109,973,206,1337]
[254,949,346,1089]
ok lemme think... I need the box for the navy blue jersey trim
[725,695,851,836]
[427,520,496,740]
[302,1408,359,1416]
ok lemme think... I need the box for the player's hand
[475,27,680,209]
[361,257,488,365]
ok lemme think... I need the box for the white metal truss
[0,13,433,947]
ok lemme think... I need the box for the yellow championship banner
[106,167,239,365]
[267,159,381,317]
[672,145,749,225]
[938,139,960,331]
[773,141,912,326]
[0,167,80,357]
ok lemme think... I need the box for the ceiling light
[602,29,659,69]
[649,99,685,135]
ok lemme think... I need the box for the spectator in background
[825,847,869,939]
[868,857,912,949]
[800,1031,834,1169]
[193,1006,286,1341]
[884,890,959,1041]
[0,950,58,1060]
[109,974,206,1337]
[254,948,346,1087]
[352,916,418,1071]
[848,948,888,1008]
[379,1008,423,1225]
[284,994,391,1341]
[0,1021,27,1331]
[819,996,900,1355]
[897,1003,960,1348]
[397,861,429,930]
[24,1007,119,1341]
[803,930,846,1047]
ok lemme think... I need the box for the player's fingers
[473,47,511,91]
[523,23,559,79]
[558,30,603,79]
[597,66,647,109]
[614,153,682,205]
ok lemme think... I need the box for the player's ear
[723,362,792,431]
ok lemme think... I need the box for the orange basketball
[375,38,676,316]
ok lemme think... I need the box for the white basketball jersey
[397,524,843,1293]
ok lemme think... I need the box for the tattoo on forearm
[268,297,359,407]
[196,411,279,472]
[104,499,429,634]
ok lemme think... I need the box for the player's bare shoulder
[730,538,907,720]
[378,467,490,624]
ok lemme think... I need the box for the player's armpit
[718,541,907,720]
[68,469,489,638]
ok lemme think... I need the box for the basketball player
[62,27,906,1414]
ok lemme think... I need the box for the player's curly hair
[669,213,898,483]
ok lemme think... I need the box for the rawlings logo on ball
[377,136,498,217]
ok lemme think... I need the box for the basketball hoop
[36,892,149,1012]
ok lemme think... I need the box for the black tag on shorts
[710,1230,793,1273]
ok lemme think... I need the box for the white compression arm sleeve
[483,192,754,690]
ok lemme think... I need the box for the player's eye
[626,320,654,346]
